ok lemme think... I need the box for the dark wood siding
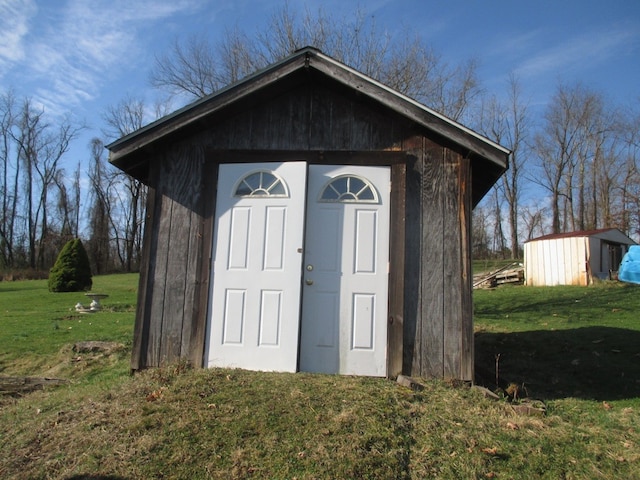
[195,83,407,152]
[387,163,406,378]
[403,137,474,381]
[131,145,213,369]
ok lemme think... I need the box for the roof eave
[306,49,510,170]
[107,52,309,165]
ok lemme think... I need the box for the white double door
[206,162,390,376]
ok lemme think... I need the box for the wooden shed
[524,228,636,286]
[107,47,509,381]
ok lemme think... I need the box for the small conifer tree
[48,239,93,292]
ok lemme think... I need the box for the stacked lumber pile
[473,263,524,289]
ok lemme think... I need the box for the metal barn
[107,47,509,381]
[524,228,636,286]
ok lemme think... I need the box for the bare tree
[490,187,507,257]
[51,161,81,240]
[217,27,261,86]
[521,204,547,241]
[533,82,638,238]
[8,99,80,268]
[100,96,153,272]
[571,91,615,231]
[472,205,492,259]
[619,106,640,239]
[533,83,596,233]
[102,96,146,140]
[149,4,481,121]
[477,74,529,257]
[0,91,18,268]
[87,138,112,274]
[0,92,81,270]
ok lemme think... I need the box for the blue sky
[1,0,639,168]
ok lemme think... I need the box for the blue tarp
[619,245,640,285]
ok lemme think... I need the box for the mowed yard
[1,273,639,479]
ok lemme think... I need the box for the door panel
[263,206,287,270]
[354,209,378,273]
[300,165,390,376]
[228,208,250,269]
[207,162,306,372]
[222,289,245,344]
[352,293,375,349]
[258,290,282,345]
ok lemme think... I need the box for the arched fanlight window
[319,175,379,203]
[234,170,289,197]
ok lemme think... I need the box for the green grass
[0,273,137,382]
[474,282,640,401]
[1,276,640,479]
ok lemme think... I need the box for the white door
[299,165,390,376]
[207,163,390,376]
[206,162,306,372]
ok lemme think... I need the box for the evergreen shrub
[48,239,93,292]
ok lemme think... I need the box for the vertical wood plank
[329,94,352,149]
[185,154,217,367]
[249,104,272,149]
[419,140,445,378]
[403,151,421,375]
[204,118,230,150]
[159,146,202,364]
[146,163,173,367]
[442,149,462,379]
[159,198,190,364]
[265,97,288,149]
[367,110,387,150]
[387,162,406,378]
[180,202,199,360]
[459,156,474,381]
[350,100,372,150]
[226,111,252,149]
[130,167,158,371]
[308,84,331,149]
[290,86,311,149]
[177,145,206,362]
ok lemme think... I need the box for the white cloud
[515,24,639,80]
[0,0,37,74]
[15,0,204,115]
[487,29,543,60]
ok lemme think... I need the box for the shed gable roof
[107,47,509,184]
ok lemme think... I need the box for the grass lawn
[1,275,640,479]
[474,282,640,401]
[0,274,137,383]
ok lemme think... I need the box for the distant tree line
[0,92,147,275]
[1,4,639,275]
[0,92,81,273]
[473,81,640,259]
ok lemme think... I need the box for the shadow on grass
[475,326,640,401]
